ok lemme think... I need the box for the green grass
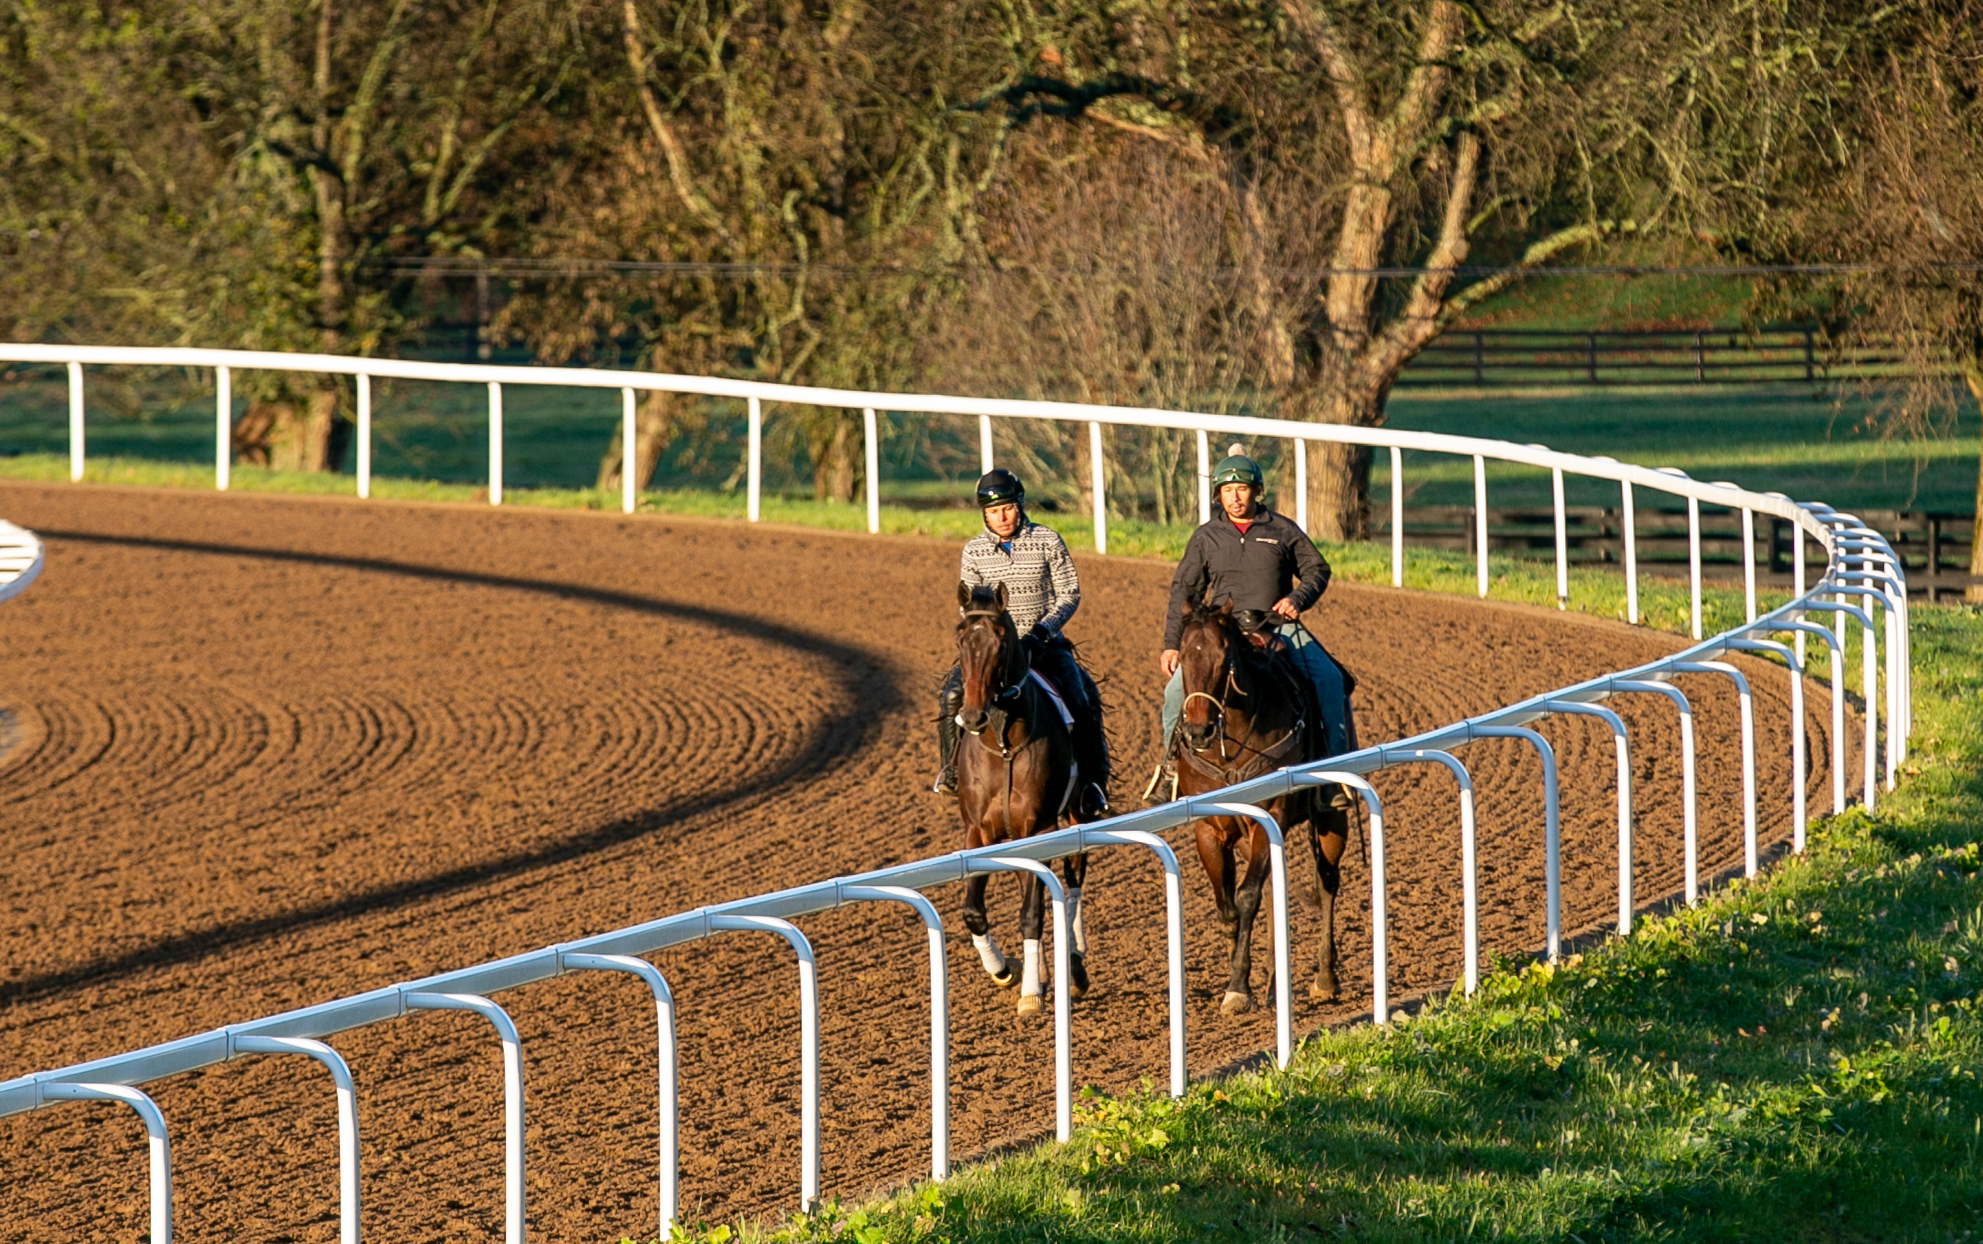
[657,607,1983,1242]
[0,451,1757,640]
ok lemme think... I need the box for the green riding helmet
[1211,453,1265,492]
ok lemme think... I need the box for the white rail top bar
[0,343,1811,523]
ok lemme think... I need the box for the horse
[1172,599,1357,1016]
[951,581,1093,1015]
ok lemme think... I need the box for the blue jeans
[1163,622,1348,756]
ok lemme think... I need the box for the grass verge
[660,605,1983,1242]
[0,452,1754,639]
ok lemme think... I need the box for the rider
[934,468,1111,818]
[1155,449,1348,785]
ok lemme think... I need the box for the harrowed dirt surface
[0,483,1839,1241]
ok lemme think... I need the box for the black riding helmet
[975,468,1025,509]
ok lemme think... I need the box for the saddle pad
[1028,669,1076,727]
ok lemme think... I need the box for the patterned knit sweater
[959,520,1081,635]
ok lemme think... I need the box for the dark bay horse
[952,581,1093,1015]
[1173,600,1356,1015]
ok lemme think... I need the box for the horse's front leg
[1015,869,1046,1015]
[1222,829,1272,1017]
[1061,852,1090,999]
[962,871,1014,989]
[1309,787,1352,1003]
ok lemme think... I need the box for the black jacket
[1162,507,1331,649]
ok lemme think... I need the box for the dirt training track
[0,483,1835,1240]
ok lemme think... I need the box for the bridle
[956,604,1072,827]
[1178,619,1302,780]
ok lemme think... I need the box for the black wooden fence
[1382,505,1976,600]
[1397,327,1911,388]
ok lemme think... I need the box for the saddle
[1230,609,1353,764]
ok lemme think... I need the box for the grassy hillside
[670,604,1983,1244]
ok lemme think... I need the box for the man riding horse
[1153,449,1351,794]
[933,468,1110,818]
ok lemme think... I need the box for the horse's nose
[960,708,990,734]
[1181,722,1215,749]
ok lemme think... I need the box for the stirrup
[930,768,958,796]
[1139,761,1177,805]
[1077,782,1110,819]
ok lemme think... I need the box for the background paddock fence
[0,344,1912,1243]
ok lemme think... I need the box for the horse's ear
[957,580,972,610]
[1218,599,1235,617]
[994,582,1008,611]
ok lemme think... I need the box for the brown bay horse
[1173,600,1356,1015]
[952,582,1094,1015]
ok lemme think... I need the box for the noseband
[958,609,1024,734]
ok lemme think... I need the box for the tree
[498,0,1012,501]
[954,0,1796,539]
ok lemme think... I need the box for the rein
[1178,624,1304,785]
[957,608,1060,830]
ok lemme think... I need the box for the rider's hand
[1019,628,1047,660]
[1271,597,1300,621]
[1160,649,1181,677]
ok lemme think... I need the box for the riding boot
[932,668,963,795]
[1073,710,1111,819]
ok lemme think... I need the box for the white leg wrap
[1021,938,1044,998]
[972,932,1007,977]
[1068,887,1088,957]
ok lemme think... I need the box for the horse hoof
[989,967,1017,989]
[1220,990,1254,1017]
[1016,993,1043,1016]
[1068,953,1090,999]
[1310,981,1341,1004]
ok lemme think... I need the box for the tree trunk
[596,390,675,494]
[1966,359,1983,603]
[809,412,858,502]
[1297,384,1386,542]
[232,390,341,472]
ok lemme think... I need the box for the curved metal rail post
[1727,638,1808,852]
[1378,750,1481,993]
[620,388,637,515]
[1294,773,1387,1024]
[863,408,881,534]
[1389,446,1403,586]
[1077,828,1187,1099]
[67,360,84,481]
[1607,680,1698,902]
[231,1036,360,1244]
[404,992,525,1244]
[837,886,950,1179]
[1196,430,1211,524]
[1542,701,1635,934]
[1470,725,1562,957]
[1669,661,1757,877]
[978,414,993,473]
[1834,560,1909,782]
[1185,800,1292,1066]
[486,382,503,507]
[747,395,763,521]
[357,374,373,499]
[1473,454,1488,598]
[1552,465,1568,609]
[215,364,231,491]
[42,1082,171,1244]
[1621,478,1639,625]
[1687,496,1703,638]
[963,857,1071,1139]
[1778,619,1848,815]
[1089,421,1108,553]
[1800,598,1879,811]
[705,914,820,1208]
[1295,435,1309,531]
[559,953,678,1233]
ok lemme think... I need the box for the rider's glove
[1019,626,1050,661]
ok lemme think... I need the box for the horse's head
[955,581,1022,735]
[1177,599,1242,752]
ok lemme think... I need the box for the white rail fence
[0,345,1911,1244]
